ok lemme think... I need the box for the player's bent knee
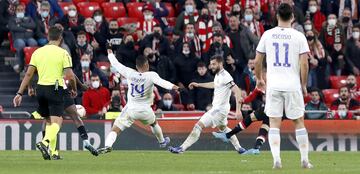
[269,117,282,128]
[150,121,157,127]
[112,125,123,134]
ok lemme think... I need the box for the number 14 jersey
[256,27,310,92]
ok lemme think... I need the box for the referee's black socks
[77,126,89,140]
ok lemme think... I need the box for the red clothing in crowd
[333,112,353,119]
[312,11,326,33]
[82,87,111,116]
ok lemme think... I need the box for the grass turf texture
[0,151,359,174]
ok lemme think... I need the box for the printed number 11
[273,42,290,67]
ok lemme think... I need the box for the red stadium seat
[77,2,101,18]
[72,0,87,5]
[8,33,16,52]
[303,94,311,104]
[322,89,339,105]
[24,47,39,65]
[126,2,145,19]
[329,76,347,89]
[357,77,360,86]
[117,17,140,27]
[19,0,31,5]
[97,61,110,70]
[101,2,126,19]
[173,104,185,111]
[58,2,74,15]
[89,0,107,3]
[164,3,175,17]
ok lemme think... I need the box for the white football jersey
[256,27,309,91]
[212,69,234,110]
[108,53,174,106]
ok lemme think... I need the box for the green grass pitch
[0,151,359,174]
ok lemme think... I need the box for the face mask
[68,10,77,17]
[310,99,320,104]
[81,61,90,68]
[338,110,347,118]
[342,16,350,23]
[16,12,25,18]
[163,100,173,108]
[306,36,314,41]
[352,31,360,39]
[185,5,194,14]
[186,32,194,39]
[85,26,95,33]
[94,15,102,23]
[110,28,118,33]
[183,49,190,55]
[41,11,49,18]
[91,81,100,89]
[153,32,161,39]
[244,14,253,22]
[144,14,153,21]
[213,42,221,48]
[202,14,209,20]
[328,19,337,26]
[304,24,312,31]
[78,41,86,47]
[309,6,317,13]
[241,110,252,117]
[347,83,355,88]
[232,11,241,16]
[147,53,154,59]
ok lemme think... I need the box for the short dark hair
[136,55,148,68]
[353,23,360,29]
[90,73,99,78]
[48,26,63,41]
[277,3,293,22]
[77,30,86,37]
[109,19,118,23]
[210,55,224,63]
[197,61,206,68]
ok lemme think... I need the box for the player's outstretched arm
[254,52,266,91]
[188,82,214,89]
[231,84,244,120]
[300,53,309,96]
[107,49,134,79]
[151,72,178,91]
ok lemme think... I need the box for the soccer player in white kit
[254,3,312,169]
[169,55,246,154]
[97,49,179,154]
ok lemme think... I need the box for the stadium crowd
[0,0,360,119]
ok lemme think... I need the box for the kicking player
[212,88,269,155]
[169,55,246,154]
[254,3,312,169]
[96,48,179,154]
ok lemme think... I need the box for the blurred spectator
[25,0,63,20]
[332,103,354,119]
[338,0,358,22]
[34,1,58,46]
[305,88,328,119]
[8,4,37,73]
[0,0,17,46]
[207,0,224,25]
[107,19,124,53]
[320,0,339,16]
[78,53,109,88]
[175,23,202,58]
[175,0,199,35]
[319,14,345,76]
[303,19,315,32]
[241,7,264,38]
[109,90,123,112]
[60,4,85,36]
[226,14,259,75]
[83,18,107,62]
[190,62,213,110]
[239,58,256,94]
[228,3,242,23]
[330,86,360,111]
[137,4,159,41]
[282,0,305,25]
[144,47,176,84]
[202,21,232,53]
[174,42,199,88]
[339,8,354,39]
[157,92,178,111]
[346,74,360,99]
[197,7,215,51]
[75,31,94,60]
[140,25,172,57]
[147,0,170,32]
[307,0,326,33]
[116,35,137,69]
[92,10,108,51]
[82,74,111,119]
[345,23,360,75]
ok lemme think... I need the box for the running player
[96,48,179,154]
[254,3,312,169]
[169,55,246,154]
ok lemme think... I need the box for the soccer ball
[76,105,86,118]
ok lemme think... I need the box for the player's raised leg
[150,121,170,148]
[218,125,246,154]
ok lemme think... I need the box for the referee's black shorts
[64,89,75,109]
[36,85,65,117]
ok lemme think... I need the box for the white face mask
[328,19,337,26]
[185,5,194,14]
[16,12,25,18]
[244,14,253,22]
[68,10,77,17]
[183,49,190,55]
[353,31,360,39]
[91,81,100,89]
[81,61,90,68]
[304,24,312,31]
[309,6,317,13]
[163,100,173,108]
[94,15,102,23]
[338,110,347,118]
[144,14,153,21]
[186,32,194,39]
[41,11,49,18]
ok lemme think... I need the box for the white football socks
[180,124,202,151]
[150,124,165,143]
[296,128,309,162]
[225,127,242,151]
[105,131,118,147]
[269,128,281,163]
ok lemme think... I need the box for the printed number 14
[273,42,291,67]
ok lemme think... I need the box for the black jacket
[60,14,85,35]
[115,43,138,69]
[140,33,172,57]
[173,53,200,87]
[190,73,214,110]
[149,55,176,84]
[34,15,59,39]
